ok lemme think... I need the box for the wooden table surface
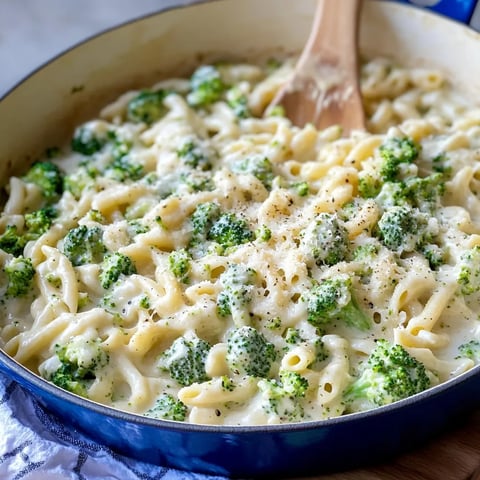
[294,410,480,480]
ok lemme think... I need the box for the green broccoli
[226,87,250,119]
[226,326,276,377]
[290,181,309,197]
[217,263,257,326]
[24,206,57,240]
[144,393,187,421]
[258,369,309,422]
[44,337,109,397]
[23,161,64,201]
[303,275,371,331]
[105,155,143,182]
[457,246,480,295]
[376,205,437,253]
[4,256,35,297]
[343,339,431,410]
[457,340,480,362]
[187,65,226,107]
[63,225,106,266]
[301,212,349,266]
[0,209,56,257]
[378,137,420,182]
[177,140,213,171]
[230,156,274,189]
[358,136,420,199]
[168,248,191,283]
[352,242,379,262]
[127,90,170,124]
[178,171,215,193]
[208,213,254,250]
[358,175,383,199]
[189,202,222,246]
[63,163,99,199]
[421,243,446,270]
[255,225,272,242]
[376,173,446,213]
[158,332,211,386]
[99,252,136,289]
[71,126,107,155]
[0,225,26,256]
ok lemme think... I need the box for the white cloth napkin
[0,372,226,480]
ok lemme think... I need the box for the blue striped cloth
[0,372,223,480]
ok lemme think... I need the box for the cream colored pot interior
[1,0,479,181]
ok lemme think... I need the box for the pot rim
[2,347,479,434]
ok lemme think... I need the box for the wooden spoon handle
[301,0,362,70]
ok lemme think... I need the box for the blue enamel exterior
[391,0,478,23]
[1,349,479,477]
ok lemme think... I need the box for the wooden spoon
[269,0,365,134]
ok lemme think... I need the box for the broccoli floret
[284,327,303,345]
[458,245,480,295]
[358,137,420,198]
[189,202,222,246]
[402,173,445,212]
[301,212,349,266]
[217,263,256,326]
[226,326,276,377]
[177,140,213,171]
[179,171,215,193]
[63,225,106,266]
[255,225,272,242]
[230,156,274,189]
[105,155,143,182]
[290,181,309,197]
[421,243,446,270]
[127,90,170,124]
[0,225,26,256]
[208,213,254,250]
[23,161,64,201]
[168,248,191,284]
[4,256,35,297]
[0,209,56,257]
[226,87,250,119]
[71,126,106,155]
[457,340,480,362]
[187,65,226,107]
[258,369,308,422]
[343,339,431,410]
[378,137,420,182]
[144,393,187,421]
[376,173,445,213]
[376,205,437,253]
[63,164,98,199]
[358,175,383,199]
[45,337,109,397]
[303,275,371,331]
[99,252,136,289]
[158,332,211,386]
[24,206,57,240]
[352,242,379,262]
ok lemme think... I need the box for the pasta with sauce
[0,57,479,425]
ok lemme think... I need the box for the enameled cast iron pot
[1,0,480,477]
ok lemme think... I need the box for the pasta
[0,57,479,425]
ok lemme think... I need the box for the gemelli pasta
[1,57,480,425]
